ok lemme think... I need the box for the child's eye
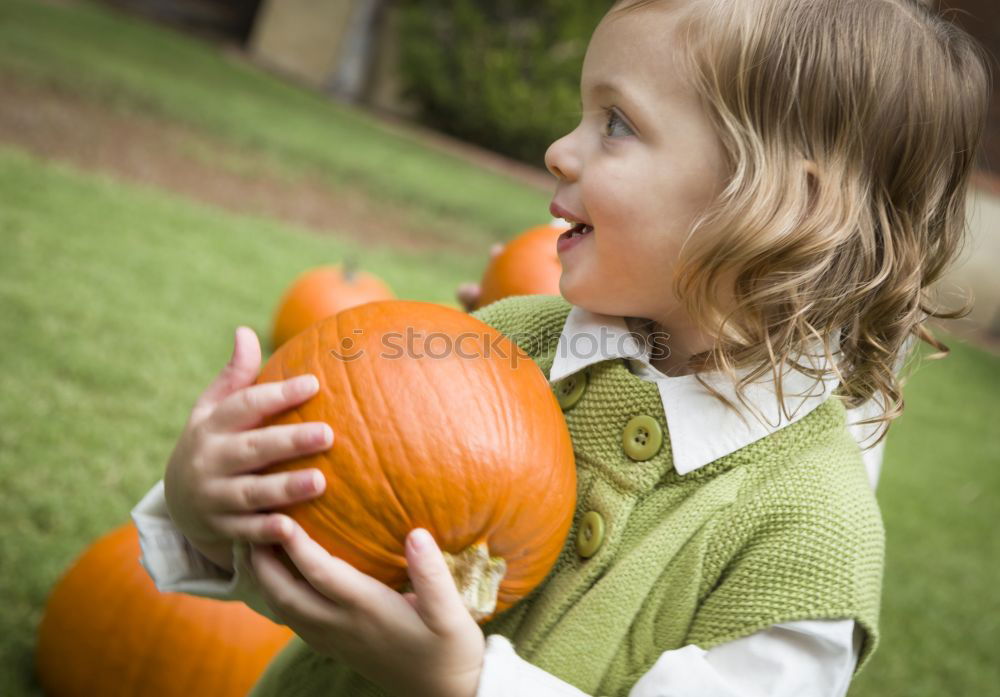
[602,108,635,138]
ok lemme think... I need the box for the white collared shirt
[130,304,895,697]
[550,305,890,486]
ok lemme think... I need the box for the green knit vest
[248,295,884,697]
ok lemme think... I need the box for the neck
[625,313,716,377]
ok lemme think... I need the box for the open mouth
[559,222,594,240]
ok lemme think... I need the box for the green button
[576,511,605,558]
[622,415,663,461]
[554,371,587,410]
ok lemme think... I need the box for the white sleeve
[130,479,284,624]
[476,619,861,697]
[694,619,862,697]
[476,634,591,697]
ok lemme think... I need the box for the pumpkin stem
[404,541,506,621]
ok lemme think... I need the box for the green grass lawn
[0,0,550,244]
[0,145,491,694]
[1,1,998,696]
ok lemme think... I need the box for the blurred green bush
[396,0,608,168]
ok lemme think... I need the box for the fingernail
[292,374,319,394]
[299,469,325,493]
[409,528,433,553]
[276,517,292,537]
[294,471,314,494]
[230,327,244,360]
[313,424,333,445]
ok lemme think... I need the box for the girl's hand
[251,525,485,697]
[456,242,504,312]
[163,326,334,571]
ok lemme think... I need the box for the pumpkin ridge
[367,357,418,541]
[404,347,461,538]
[455,339,515,554]
[336,313,414,557]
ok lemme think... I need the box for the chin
[558,274,588,308]
[559,278,625,317]
[561,280,663,324]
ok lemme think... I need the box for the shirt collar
[549,305,840,475]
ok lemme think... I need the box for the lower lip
[556,228,593,253]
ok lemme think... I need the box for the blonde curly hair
[613,0,993,445]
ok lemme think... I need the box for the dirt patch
[0,73,547,253]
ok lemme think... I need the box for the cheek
[581,160,632,218]
[615,225,683,299]
[586,158,667,228]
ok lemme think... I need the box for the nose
[544,129,580,182]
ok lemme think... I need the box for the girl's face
[545,5,729,329]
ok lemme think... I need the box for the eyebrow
[580,80,626,108]
[580,80,642,117]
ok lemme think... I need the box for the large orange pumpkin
[271,263,394,349]
[473,221,570,310]
[36,522,293,697]
[257,300,577,621]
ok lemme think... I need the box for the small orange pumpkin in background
[36,522,293,697]
[257,300,577,622]
[271,262,394,349]
[473,221,570,310]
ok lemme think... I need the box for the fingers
[213,512,301,546]
[195,326,262,412]
[279,523,381,609]
[210,374,320,433]
[210,421,333,474]
[251,542,349,628]
[404,529,469,634]
[455,243,505,312]
[203,467,327,512]
[456,282,480,312]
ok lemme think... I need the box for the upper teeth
[560,217,591,228]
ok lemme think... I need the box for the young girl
[131,0,990,695]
